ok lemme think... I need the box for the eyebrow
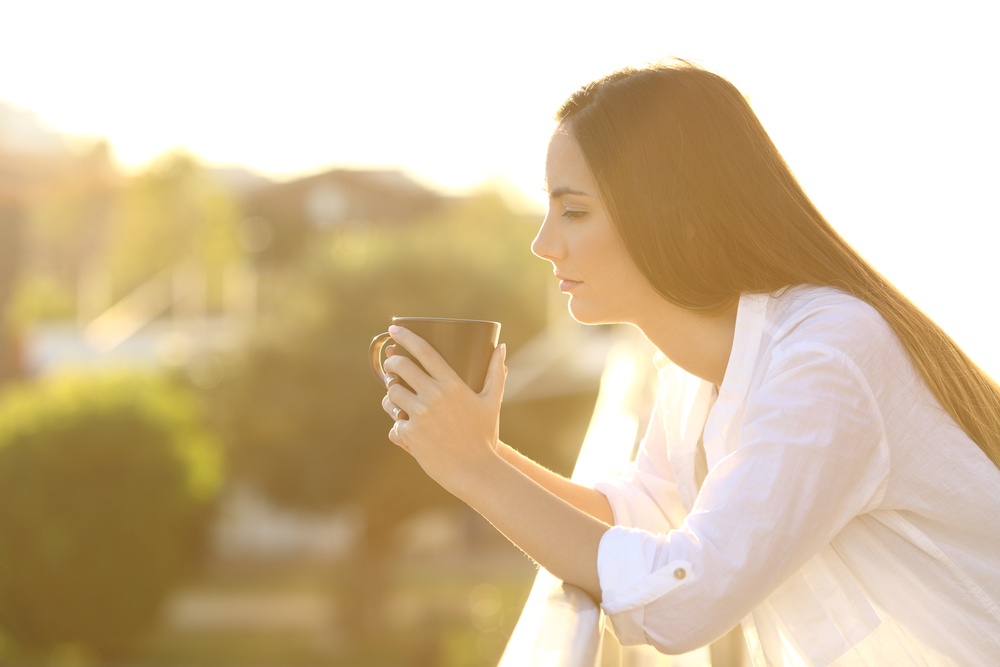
[545,186,591,199]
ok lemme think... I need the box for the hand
[381,326,507,495]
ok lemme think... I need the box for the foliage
[8,149,245,328]
[0,372,225,659]
[11,141,116,296]
[109,150,243,305]
[4,271,76,326]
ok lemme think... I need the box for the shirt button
[674,568,686,580]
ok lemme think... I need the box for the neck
[636,298,738,388]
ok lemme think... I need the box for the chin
[567,298,613,326]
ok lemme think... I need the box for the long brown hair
[557,60,1000,469]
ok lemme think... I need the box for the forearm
[379,328,612,599]
[455,452,609,602]
[498,441,616,525]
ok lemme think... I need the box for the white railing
[498,328,717,667]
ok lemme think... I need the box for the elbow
[648,634,711,656]
[646,626,730,656]
[645,629,709,656]
[638,599,745,656]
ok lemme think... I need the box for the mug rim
[391,316,500,326]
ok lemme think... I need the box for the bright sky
[2,0,999,376]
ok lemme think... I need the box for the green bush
[0,373,224,659]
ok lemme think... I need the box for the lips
[556,274,583,292]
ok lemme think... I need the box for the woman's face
[532,127,659,325]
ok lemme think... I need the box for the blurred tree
[5,148,246,331]
[0,202,24,384]
[0,373,225,660]
[8,148,244,332]
[1,141,116,384]
[109,150,242,309]
[4,141,117,329]
[4,272,75,326]
[19,144,116,287]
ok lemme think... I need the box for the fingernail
[500,343,506,361]
[389,325,400,335]
[385,373,398,388]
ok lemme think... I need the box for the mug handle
[369,332,392,386]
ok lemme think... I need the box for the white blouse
[593,285,1000,666]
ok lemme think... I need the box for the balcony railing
[498,327,741,667]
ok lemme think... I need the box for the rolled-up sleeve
[594,342,891,654]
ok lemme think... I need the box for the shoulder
[762,285,899,360]
[745,285,917,405]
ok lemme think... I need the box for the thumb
[480,343,507,404]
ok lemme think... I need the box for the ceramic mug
[369,317,501,393]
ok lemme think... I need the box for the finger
[480,343,507,404]
[388,423,411,453]
[386,382,420,415]
[383,354,434,394]
[382,395,408,421]
[393,420,412,452]
[385,373,403,389]
[386,344,397,357]
[388,326,461,385]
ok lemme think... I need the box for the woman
[379,61,1000,666]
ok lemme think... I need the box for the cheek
[616,254,643,284]
[584,233,628,282]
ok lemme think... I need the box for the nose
[531,209,565,262]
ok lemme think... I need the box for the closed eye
[562,209,587,221]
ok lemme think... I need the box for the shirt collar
[705,291,771,441]
[651,292,770,387]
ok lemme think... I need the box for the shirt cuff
[597,525,693,646]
